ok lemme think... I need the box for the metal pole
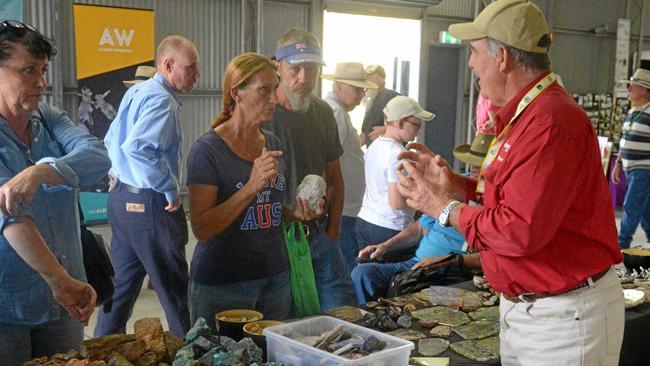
[636,0,646,69]
[256,0,264,53]
[241,0,246,53]
[52,0,64,108]
[466,0,481,144]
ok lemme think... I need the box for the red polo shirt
[459,72,622,296]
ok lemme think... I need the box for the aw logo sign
[73,4,154,79]
[98,28,136,53]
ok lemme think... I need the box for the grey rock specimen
[418,338,450,356]
[429,325,452,338]
[297,175,326,211]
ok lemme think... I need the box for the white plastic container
[263,316,414,366]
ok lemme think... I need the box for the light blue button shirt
[104,73,183,204]
[0,102,111,325]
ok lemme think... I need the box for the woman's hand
[46,272,97,325]
[247,148,282,193]
[0,165,49,216]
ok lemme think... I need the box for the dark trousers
[355,217,401,248]
[94,184,190,337]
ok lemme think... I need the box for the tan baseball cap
[448,0,550,54]
[383,96,435,123]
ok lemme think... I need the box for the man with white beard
[264,28,357,311]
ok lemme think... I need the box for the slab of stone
[452,320,500,340]
[133,350,157,366]
[386,328,427,341]
[325,306,363,323]
[114,340,146,362]
[476,336,500,355]
[469,306,500,321]
[107,351,135,366]
[429,325,452,338]
[450,340,499,362]
[411,306,471,327]
[134,317,168,363]
[82,334,137,360]
[418,338,450,356]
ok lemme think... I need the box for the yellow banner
[73,4,154,79]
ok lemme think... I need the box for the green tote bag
[283,222,321,316]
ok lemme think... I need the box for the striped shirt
[620,102,650,171]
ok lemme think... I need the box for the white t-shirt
[324,92,365,217]
[358,136,414,230]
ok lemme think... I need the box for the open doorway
[321,11,421,134]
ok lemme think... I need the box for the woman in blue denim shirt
[0,21,111,364]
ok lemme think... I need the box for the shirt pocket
[0,147,28,172]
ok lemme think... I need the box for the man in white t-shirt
[323,62,377,273]
[356,96,435,253]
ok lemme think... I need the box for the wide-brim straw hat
[322,62,378,89]
[123,65,156,87]
[453,133,496,166]
[619,68,650,89]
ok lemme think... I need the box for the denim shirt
[104,73,183,204]
[0,102,111,325]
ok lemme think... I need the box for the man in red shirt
[397,0,624,364]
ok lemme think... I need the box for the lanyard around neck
[476,72,558,194]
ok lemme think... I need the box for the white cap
[383,96,435,123]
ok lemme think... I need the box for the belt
[304,215,328,237]
[502,268,610,303]
[116,181,153,194]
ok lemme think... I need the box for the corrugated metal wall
[263,1,310,56]
[23,0,270,187]
[20,0,650,182]
[427,0,473,18]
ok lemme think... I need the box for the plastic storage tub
[263,316,414,366]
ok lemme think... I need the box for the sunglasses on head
[0,20,39,37]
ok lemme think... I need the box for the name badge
[126,202,145,213]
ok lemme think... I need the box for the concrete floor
[83,209,646,338]
[83,224,198,339]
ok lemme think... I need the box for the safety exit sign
[439,31,461,45]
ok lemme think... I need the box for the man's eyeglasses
[345,84,367,94]
[0,20,39,37]
[405,118,423,129]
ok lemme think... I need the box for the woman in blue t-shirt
[186,53,291,327]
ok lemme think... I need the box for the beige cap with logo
[448,0,550,54]
[383,96,435,123]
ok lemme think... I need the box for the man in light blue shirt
[95,35,200,338]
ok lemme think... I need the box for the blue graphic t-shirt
[186,129,289,284]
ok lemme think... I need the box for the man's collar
[495,71,552,130]
[153,73,182,105]
[327,91,343,107]
[632,101,650,112]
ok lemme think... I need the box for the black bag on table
[386,253,473,298]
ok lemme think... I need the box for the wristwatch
[438,200,461,227]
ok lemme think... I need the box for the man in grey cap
[395,0,624,364]
[264,28,356,311]
[613,68,650,249]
